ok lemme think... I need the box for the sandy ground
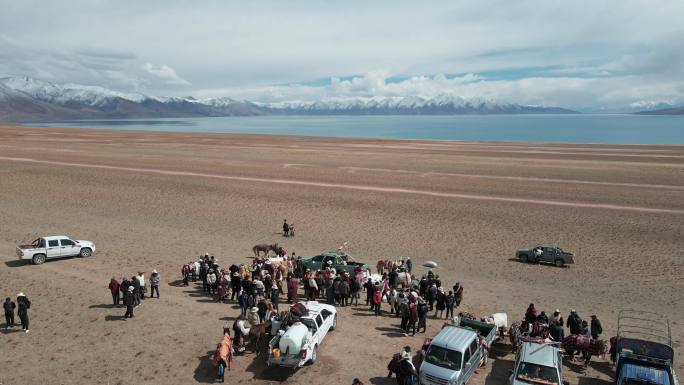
[0,124,682,385]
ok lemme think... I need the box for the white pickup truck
[267,301,337,368]
[16,236,96,265]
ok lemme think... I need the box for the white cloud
[143,63,190,86]
[0,1,683,109]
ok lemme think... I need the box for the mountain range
[635,106,684,115]
[0,76,581,121]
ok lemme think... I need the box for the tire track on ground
[2,156,683,215]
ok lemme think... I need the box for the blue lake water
[29,114,684,144]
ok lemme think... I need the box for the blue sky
[1,1,683,111]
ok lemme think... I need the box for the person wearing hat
[149,270,161,299]
[590,315,603,340]
[352,378,364,385]
[566,309,583,335]
[417,297,429,333]
[232,314,250,353]
[550,309,565,341]
[247,306,260,327]
[16,292,30,333]
[282,219,290,237]
[3,297,16,329]
[397,347,417,385]
[124,286,135,318]
[435,287,446,319]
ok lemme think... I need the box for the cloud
[0,1,683,109]
[144,63,191,86]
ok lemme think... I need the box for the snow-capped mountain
[0,76,576,121]
[261,95,576,115]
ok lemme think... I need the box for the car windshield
[425,345,462,371]
[516,362,559,385]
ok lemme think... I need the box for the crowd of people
[3,292,31,333]
[106,270,161,319]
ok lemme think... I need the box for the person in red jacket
[108,277,121,306]
[373,287,382,316]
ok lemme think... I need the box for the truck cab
[615,310,678,385]
[419,318,496,385]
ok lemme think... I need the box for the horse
[212,333,234,380]
[252,243,279,257]
[562,335,607,361]
[482,313,508,340]
[396,269,413,288]
[248,320,272,357]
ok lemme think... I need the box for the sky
[1,0,683,111]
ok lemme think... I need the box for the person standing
[364,278,374,308]
[230,272,242,301]
[405,257,413,274]
[426,284,437,312]
[3,297,16,329]
[131,275,141,306]
[590,315,603,340]
[435,288,446,319]
[149,270,160,299]
[349,277,360,306]
[417,298,428,333]
[286,273,298,303]
[108,277,120,306]
[282,219,290,237]
[373,287,382,316]
[124,286,135,318]
[453,282,464,308]
[567,310,583,335]
[16,292,31,333]
[270,285,280,312]
[445,291,455,320]
[137,272,146,300]
[408,302,418,336]
[399,299,410,334]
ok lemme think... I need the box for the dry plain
[0,124,682,385]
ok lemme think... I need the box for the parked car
[515,245,574,267]
[267,301,337,368]
[301,252,369,276]
[419,318,496,385]
[16,235,96,265]
[510,341,569,385]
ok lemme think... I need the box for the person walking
[108,277,120,306]
[17,292,31,332]
[149,270,160,298]
[124,286,135,318]
[590,315,603,340]
[445,291,455,320]
[3,297,16,329]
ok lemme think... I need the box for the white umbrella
[422,261,438,268]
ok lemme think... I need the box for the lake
[28,114,684,144]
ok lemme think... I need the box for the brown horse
[248,320,272,357]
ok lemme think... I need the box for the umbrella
[422,261,438,268]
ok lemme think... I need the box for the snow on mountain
[0,76,576,121]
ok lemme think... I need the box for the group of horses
[507,319,608,360]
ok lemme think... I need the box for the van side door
[46,239,61,258]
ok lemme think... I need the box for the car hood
[419,361,462,383]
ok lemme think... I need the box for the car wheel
[79,248,92,257]
[554,259,565,268]
[520,254,529,263]
[330,314,337,331]
[32,254,46,265]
